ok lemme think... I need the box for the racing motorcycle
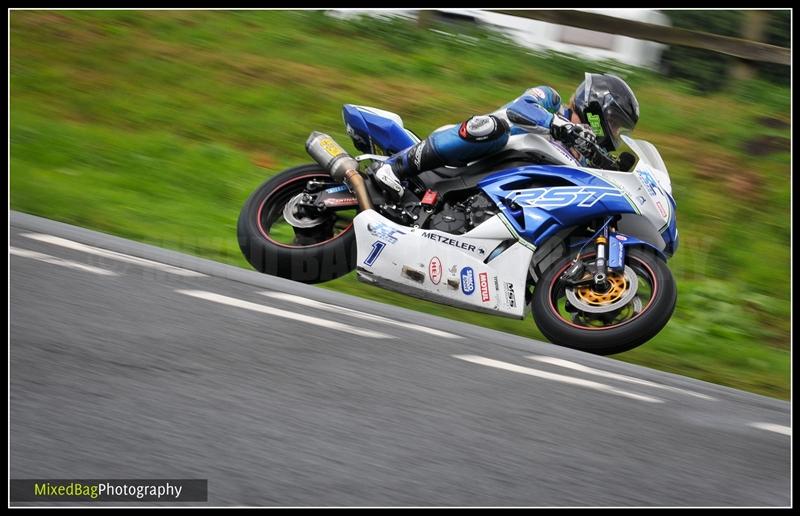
[237,104,678,355]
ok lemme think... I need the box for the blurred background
[9,9,790,398]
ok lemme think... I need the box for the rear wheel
[532,247,677,355]
[237,164,357,283]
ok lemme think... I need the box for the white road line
[259,291,461,339]
[527,356,716,401]
[749,422,791,436]
[10,247,118,276]
[176,290,392,339]
[454,355,663,403]
[21,233,206,277]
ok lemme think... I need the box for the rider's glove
[550,115,596,155]
[572,125,597,156]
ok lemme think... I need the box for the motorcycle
[237,104,678,355]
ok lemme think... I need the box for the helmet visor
[585,96,638,151]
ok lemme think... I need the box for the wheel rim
[255,173,355,249]
[548,253,658,330]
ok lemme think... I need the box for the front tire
[532,247,677,355]
[237,164,357,284]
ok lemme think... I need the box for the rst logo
[479,272,491,302]
[508,186,624,209]
[461,267,475,295]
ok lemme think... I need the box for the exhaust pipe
[306,132,373,211]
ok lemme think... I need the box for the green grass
[10,10,791,399]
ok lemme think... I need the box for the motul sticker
[479,272,490,302]
[428,257,442,285]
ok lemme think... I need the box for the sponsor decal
[319,137,344,158]
[655,200,668,219]
[461,267,475,295]
[412,142,425,169]
[479,272,491,303]
[586,112,605,137]
[608,234,624,270]
[367,222,406,244]
[421,231,485,255]
[364,241,386,266]
[637,168,663,198]
[323,196,358,207]
[509,186,624,209]
[428,257,442,285]
[503,282,516,308]
[324,185,350,194]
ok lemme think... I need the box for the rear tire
[237,164,357,284]
[532,247,677,355]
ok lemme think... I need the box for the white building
[329,9,671,71]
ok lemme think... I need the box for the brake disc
[566,265,639,314]
[282,193,327,229]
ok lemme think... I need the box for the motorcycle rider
[374,72,640,200]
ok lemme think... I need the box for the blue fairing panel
[342,104,418,155]
[479,165,638,247]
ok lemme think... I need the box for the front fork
[593,226,610,289]
[562,220,623,288]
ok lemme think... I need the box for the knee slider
[458,115,509,142]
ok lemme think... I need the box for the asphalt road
[9,211,791,507]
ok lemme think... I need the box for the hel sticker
[586,113,604,137]
[364,241,386,267]
[319,137,344,158]
[428,257,442,285]
[479,272,491,302]
[461,267,475,295]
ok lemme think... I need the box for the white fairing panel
[354,210,532,318]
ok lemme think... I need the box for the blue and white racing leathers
[385,85,577,178]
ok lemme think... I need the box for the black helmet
[572,73,640,152]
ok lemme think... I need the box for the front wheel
[532,247,677,355]
[237,164,357,283]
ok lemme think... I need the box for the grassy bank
[10,11,791,398]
